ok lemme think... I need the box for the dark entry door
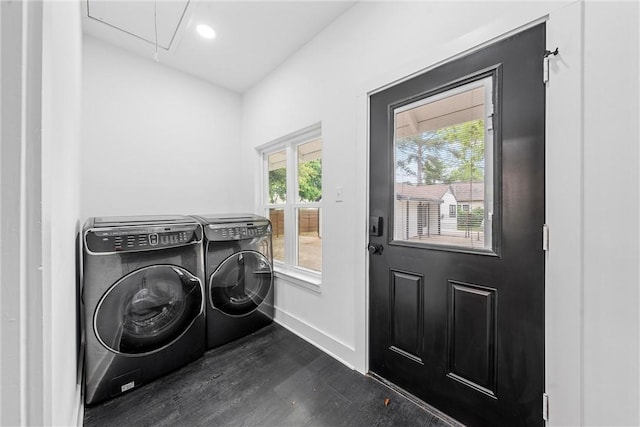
[369,24,545,426]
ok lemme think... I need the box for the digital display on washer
[85,225,201,253]
[205,221,272,241]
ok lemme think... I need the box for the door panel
[389,270,424,363]
[369,24,545,426]
[447,281,497,396]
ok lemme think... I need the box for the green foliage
[298,159,322,202]
[396,133,448,184]
[268,168,286,203]
[395,119,485,184]
[268,159,322,204]
[438,120,485,182]
[457,206,484,231]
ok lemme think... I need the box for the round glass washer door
[209,250,273,316]
[94,265,203,356]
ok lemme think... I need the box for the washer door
[94,265,203,356]
[209,250,273,316]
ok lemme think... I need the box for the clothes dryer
[192,214,274,349]
[82,215,205,405]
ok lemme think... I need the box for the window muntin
[261,126,322,276]
[393,77,494,252]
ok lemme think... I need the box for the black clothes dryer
[192,214,274,349]
[82,215,205,405]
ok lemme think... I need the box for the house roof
[395,182,485,203]
[395,183,450,202]
[450,182,484,202]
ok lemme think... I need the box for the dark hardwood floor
[84,324,459,426]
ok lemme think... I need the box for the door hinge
[542,224,549,251]
[487,102,495,132]
[542,393,550,421]
[543,48,559,85]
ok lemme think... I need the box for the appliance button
[149,234,158,245]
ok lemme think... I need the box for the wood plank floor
[84,324,458,427]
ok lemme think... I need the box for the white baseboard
[74,342,84,426]
[73,384,84,427]
[273,307,356,369]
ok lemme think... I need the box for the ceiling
[82,0,357,93]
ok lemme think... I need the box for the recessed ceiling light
[196,24,216,40]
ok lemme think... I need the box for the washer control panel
[85,224,201,253]
[205,221,272,242]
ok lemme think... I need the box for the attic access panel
[87,0,190,50]
[392,76,495,252]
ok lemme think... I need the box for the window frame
[257,123,323,289]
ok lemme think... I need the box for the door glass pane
[209,251,273,316]
[297,139,322,203]
[393,77,494,251]
[94,266,202,355]
[267,150,287,204]
[297,208,321,271]
[268,208,284,262]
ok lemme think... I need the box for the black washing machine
[192,214,274,349]
[82,215,205,405]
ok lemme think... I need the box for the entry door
[369,25,545,426]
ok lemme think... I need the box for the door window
[209,250,273,316]
[393,77,494,252]
[94,265,203,356]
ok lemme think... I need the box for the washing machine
[192,214,274,349]
[82,215,205,405]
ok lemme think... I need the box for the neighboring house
[450,182,485,213]
[394,182,485,241]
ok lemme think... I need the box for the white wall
[81,36,250,219]
[583,2,639,425]
[442,191,457,231]
[42,2,84,425]
[1,1,84,425]
[243,1,639,426]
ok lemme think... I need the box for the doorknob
[367,243,383,255]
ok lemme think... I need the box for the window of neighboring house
[449,204,457,218]
[259,123,323,285]
[460,204,470,212]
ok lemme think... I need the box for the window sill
[274,267,321,293]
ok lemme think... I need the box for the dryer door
[94,265,203,356]
[209,250,273,316]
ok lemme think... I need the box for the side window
[260,124,323,276]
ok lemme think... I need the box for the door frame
[355,4,583,425]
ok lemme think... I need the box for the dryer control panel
[205,221,271,242]
[85,225,202,254]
